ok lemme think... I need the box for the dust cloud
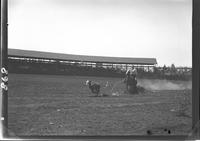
[137,79,192,91]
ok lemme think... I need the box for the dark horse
[124,74,138,94]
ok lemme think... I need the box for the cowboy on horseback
[125,66,138,93]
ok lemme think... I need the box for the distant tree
[162,64,168,73]
[171,63,175,68]
[163,65,167,70]
[170,63,177,74]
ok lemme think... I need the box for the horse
[124,74,138,94]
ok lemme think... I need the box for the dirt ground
[8,74,192,136]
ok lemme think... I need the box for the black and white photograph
[6,0,192,137]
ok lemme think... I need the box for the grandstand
[7,49,191,80]
[8,48,157,71]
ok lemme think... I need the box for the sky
[8,0,192,67]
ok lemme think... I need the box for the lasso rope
[110,79,125,95]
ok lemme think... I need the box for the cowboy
[126,66,137,78]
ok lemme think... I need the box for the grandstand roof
[8,49,157,65]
